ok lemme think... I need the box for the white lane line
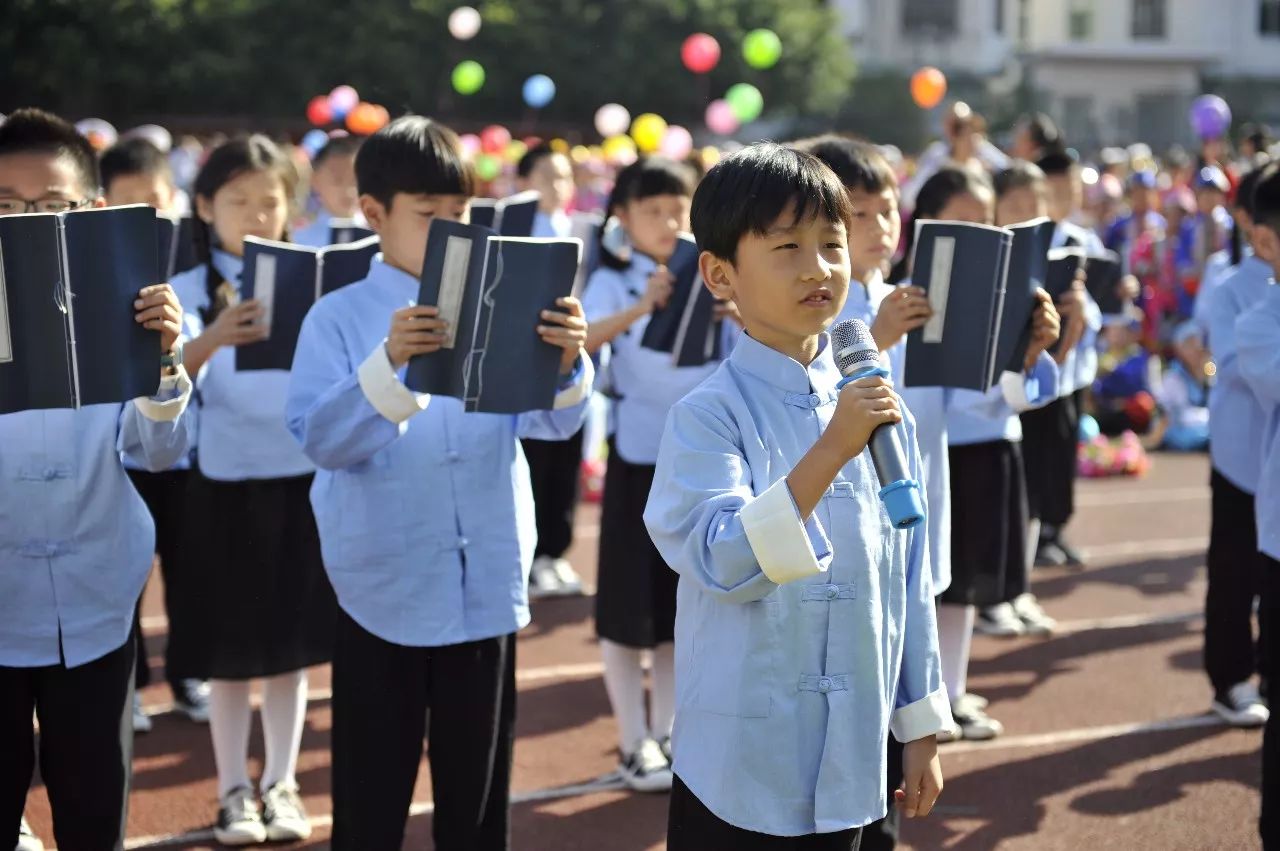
[1049,610,1201,635]
[121,775,625,849]
[1075,486,1208,507]
[1081,537,1207,560]
[940,713,1228,755]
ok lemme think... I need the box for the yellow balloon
[700,146,722,168]
[570,145,591,163]
[603,134,638,163]
[550,138,570,154]
[630,113,668,154]
[505,140,528,163]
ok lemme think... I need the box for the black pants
[1261,554,1280,849]
[522,429,584,559]
[859,738,904,851]
[668,775,863,851]
[127,468,190,691]
[1205,469,1267,695]
[1021,394,1078,528]
[0,633,135,851]
[330,609,515,851]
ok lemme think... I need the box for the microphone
[829,318,925,530]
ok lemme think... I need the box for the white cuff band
[741,478,828,586]
[132,367,192,422]
[357,342,429,424]
[891,687,953,743]
[553,353,594,410]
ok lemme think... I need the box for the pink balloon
[459,133,482,157]
[681,33,721,74]
[329,85,359,113]
[660,125,694,160]
[705,100,740,136]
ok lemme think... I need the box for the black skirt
[1020,393,1079,527]
[174,471,338,680]
[941,440,1029,607]
[594,442,678,648]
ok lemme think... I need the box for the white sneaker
[550,558,585,596]
[1212,681,1270,728]
[528,556,563,600]
[132,693,153,734]
[619,738,673,792]
[262,782,311,842]
[214,786,267,846]
[975,603,1026,637]
[174,679,211,723]
[16,816,43,851]
[1011,593,1057,636]
[951,693,1004,740]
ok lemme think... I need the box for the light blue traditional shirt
[171,251,314,481]
[292,217,331,249]
[1193,248,1241,337]
[644,332,950,836]
[1205,255,1274,494]
[531,210,571,239]
[945,352,1061,446]
[1236,279,1280,560]
[581,254,726,464]
[286,256,593,647]
[1052,221,1103,395]
[1,375,195,667]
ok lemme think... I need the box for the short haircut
[516,143,559,179]
[1249,162,1280,235]
[1242,123,1274,152]
[355,115,475,208]
[1036,150,1078,177]
[0,107,100,196]
[100,137,172,191]
[690,142,853,264]
[609,156,696,209]
[789,134,898,196]
[312,134,362,168]
[1020,112,1063,155]
[994,160,1048,199]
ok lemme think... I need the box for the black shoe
[1034,540,1068,567]
[1054,535,1086,567]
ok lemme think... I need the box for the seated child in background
[1150,323,1212,452]
[1091,312,1159,437]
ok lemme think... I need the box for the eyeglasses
[0,197,92,215]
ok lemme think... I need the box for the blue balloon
[1078,414,1101,442]
[522,74,556,109]
[302,129,329,155]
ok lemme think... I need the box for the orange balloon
[347,102,383,135]
[910,67,947,109]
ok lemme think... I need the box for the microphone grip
[868,424,912,490]
[838,364,925,530]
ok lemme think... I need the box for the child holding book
[170,135,338,845]
[0,107,194,851]
[286,115,593,851]
[292,134,362,248]
[101,137,180,213]
[645,142,949,849]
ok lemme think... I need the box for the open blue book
[1081,250,1126,315]
[639,235,722,367]
[328,217,376,245]
[993,218,1056,375]
[467,190,541,237]
[236,234,380,371]
[0,204,162,414]
[405,219,581,413]
[904,220,1011,392]
[156,213,200,281]
[569,211,604,297]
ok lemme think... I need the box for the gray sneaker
[262,782,311,842]
[214,785,266,846]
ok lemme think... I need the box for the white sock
[208,680,253,798]
[1026,518,1042,592]
[649,643,676,743]
[600,639,648,755]
[260,669,308,793]
[937,603,975,702]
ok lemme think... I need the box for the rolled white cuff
[553,353,594,410]
[357,342,429,424]
[740,478,830,586]
[891,687,953,743]
[132,366,192,422]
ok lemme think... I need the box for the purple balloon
[1189,95,1231,140]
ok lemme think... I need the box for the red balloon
[306,95,333,127]
[681,33,721,75]
[480,125,511,155]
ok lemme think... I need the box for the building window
[1069,0,1094,40]
[1262,0,1280,36]
[1132,0,1167,38]
[1018,0,1030,43]
[902,0,959,37]
[995,0,1005,34]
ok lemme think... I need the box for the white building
[832,0,1280,149]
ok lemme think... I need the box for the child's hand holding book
[535,296,589,374]
[1023,289,1062,371]
[133,284,185,359]
[871,285,932,351]
[386,305,448,369]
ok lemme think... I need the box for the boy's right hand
[637,266,675,314]
[871,286,932,351]
[207,300,269,348]
[823,375,903,461]
[386,305,449,368]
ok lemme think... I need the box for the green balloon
[743,29,782,70]
[725,83,764,123]
[452,60,485,95]
[474,153,501,181]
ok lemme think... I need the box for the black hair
[1234,160,1278,264]
[1019,112,1064,156]
[1036,150,1078,178]
[516,142,559,179]
[99,137,172,193]
[312,134,362,169]
[789,134,898,196]
[994,160,1048,199]
[1241,123,1274,154]
[597,156,697,270]
[0,107,100,196]
[690,142,852,264]
[192,134,298,321]
[1254,162,1280,238]
[355,115,475,209]
[889,166,993,284]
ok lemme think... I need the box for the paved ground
[20,450,1264,850]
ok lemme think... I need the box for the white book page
[0,241,11,363]
[437,235,472,349]
[922,236,955,344]
[253,253,277,340]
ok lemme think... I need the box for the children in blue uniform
[286,116,593,851]
[645,143,950,850]
[0,107,194,851]
[293,135,363,248]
